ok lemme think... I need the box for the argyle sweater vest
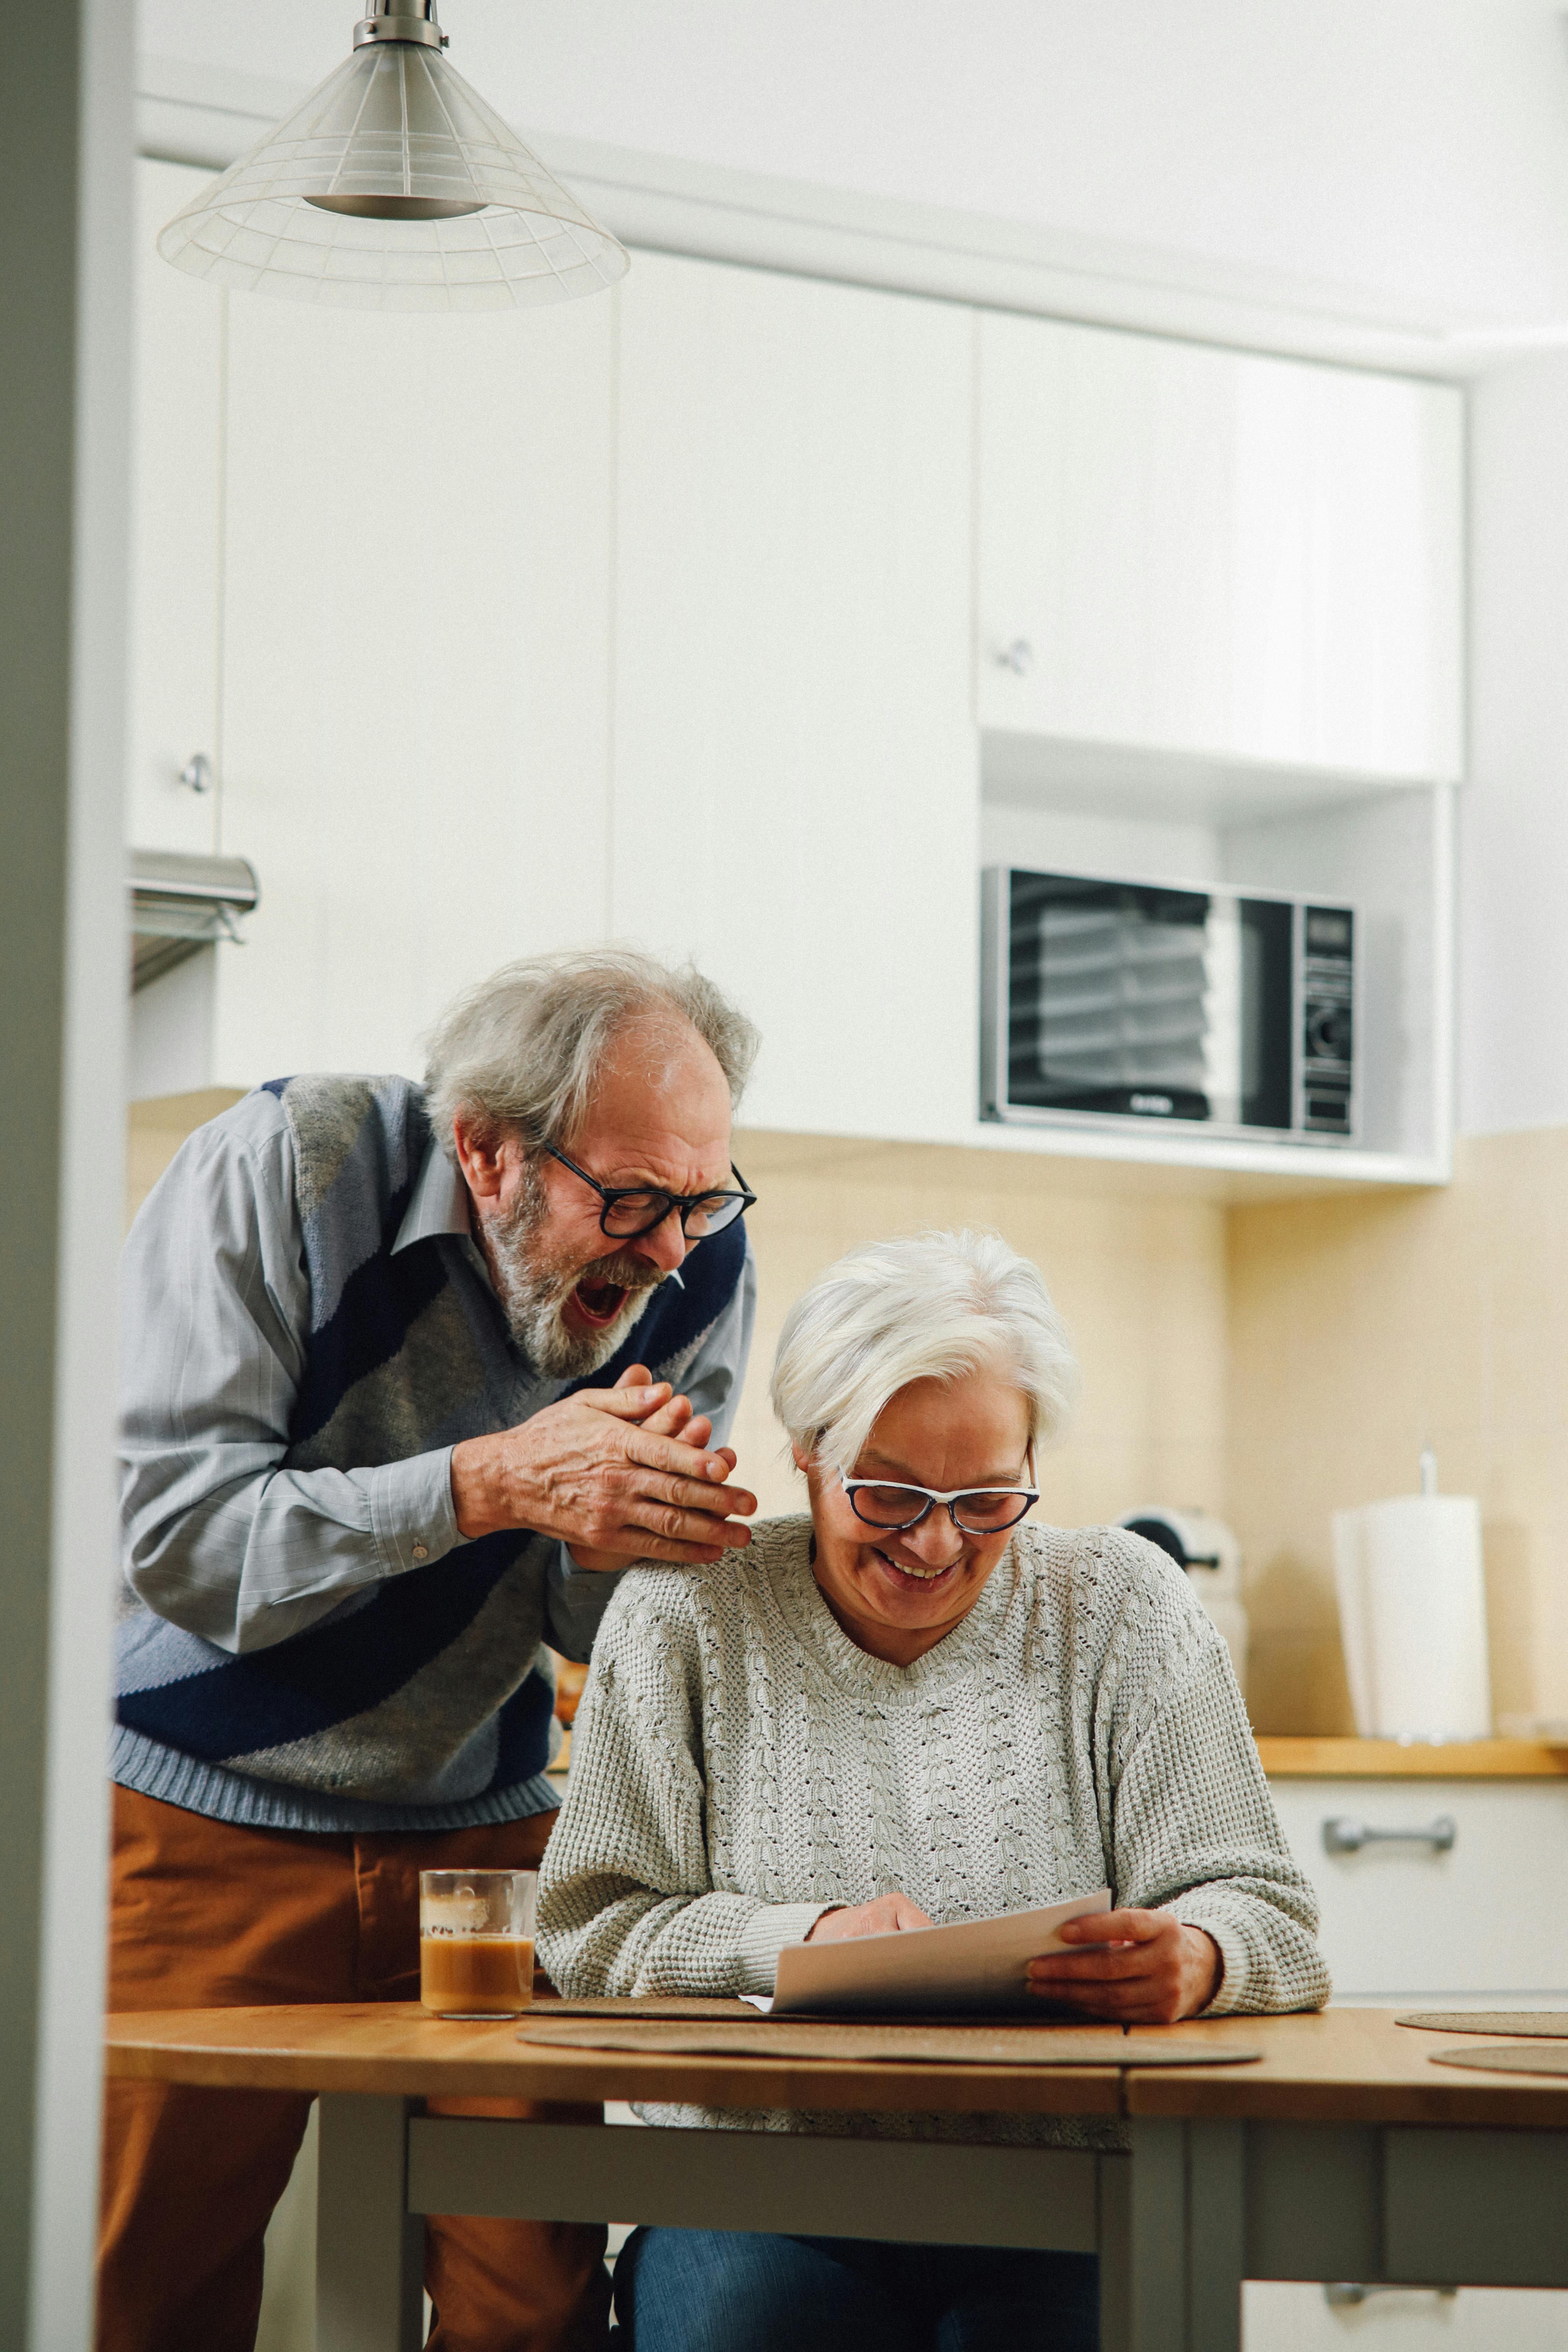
[112,1074,749,1831]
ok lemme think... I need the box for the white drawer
[1266,1779,1568,1997]
[1245,2282,1568,2350]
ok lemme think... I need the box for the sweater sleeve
[119,1095,462,1656]
[536,1577,831,1997]
[1104,1562,1331,2017]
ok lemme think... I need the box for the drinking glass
[419,1868,537,2018]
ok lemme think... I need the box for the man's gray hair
[770,1228,1078,1478]
[423,949,759,1154]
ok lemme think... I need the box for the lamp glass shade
[157,43,629,311]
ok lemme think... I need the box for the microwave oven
[980,866,1356,1144]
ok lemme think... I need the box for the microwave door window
[1239,897,1294,1129]
[1012,879,1213,1120]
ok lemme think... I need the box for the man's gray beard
[485,1167,664,1380]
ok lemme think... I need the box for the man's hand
[450,1364,756,1565]
[805,1893,934,1942]
[561,1367,737,1571]
[1024,1908,1223,2023]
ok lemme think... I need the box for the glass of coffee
[419,1869,537,2019]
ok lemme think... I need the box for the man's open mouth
[571,1276,630,1328]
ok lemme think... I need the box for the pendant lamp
[157,2,629,312]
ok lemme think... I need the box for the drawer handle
[1325,2284,1457,2308]
[1322,1814,1457,1856]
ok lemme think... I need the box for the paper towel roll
[1331,1494,1492,1741]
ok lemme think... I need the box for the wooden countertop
[1255,1737,1568,1778]
[104,2004,1568,2130]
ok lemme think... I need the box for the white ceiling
[138,0,1568,346]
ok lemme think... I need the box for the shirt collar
[391,1136,473,1255]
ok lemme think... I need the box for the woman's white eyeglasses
[840,1448,1038,1536]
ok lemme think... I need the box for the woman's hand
[805,1892,934,1942]
[1024,1908,1222,2023]
[564,1366,740,1571]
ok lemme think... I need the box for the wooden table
[105,2004,1568,2352]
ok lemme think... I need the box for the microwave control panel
[1300,905,1354,1136]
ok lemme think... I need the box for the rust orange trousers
[98,1785,611,2352]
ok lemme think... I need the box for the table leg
[1097,2153,1132,2352]
[316,2093,423,2352]
[1185,2119,1244,2352]
[1128,2118,1189,2352]
[1104,2118,1243,2352]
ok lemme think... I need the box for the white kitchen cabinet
[128,177,1463,1172]
[128,160,224,857]
[610,252,978,1140]
[1258,1775,1568,2351]
[211,287,616,1084]
[977,312,1463,783]
[1267,1778,1568,2000]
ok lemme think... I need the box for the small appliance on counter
[981,866,1356,1143]
[1116,1507,1248,1696]
[1332,1452,1492,1741]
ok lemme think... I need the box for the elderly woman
[538,1229,1327,2352]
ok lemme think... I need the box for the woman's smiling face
[798,1373,1034,1665]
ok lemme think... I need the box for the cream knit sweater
[537,1516,1328,2145]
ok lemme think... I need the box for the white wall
[137,1,1568,338]
[130,951,215,1100]
[1460,349,1568,1136]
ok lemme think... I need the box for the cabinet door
[128,160,224,855]
[977,313,1463,783]
[213,294,615,1085]
[611,253,976,1140]
[1268,1780,1568,1997]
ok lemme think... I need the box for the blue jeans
[614,2226,1098,2351]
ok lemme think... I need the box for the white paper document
[768,1888,1112,2017]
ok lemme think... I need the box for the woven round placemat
[1398,2012,1568,2038]
[517,2017,1260,2067]
[1430,2044,1568,2079]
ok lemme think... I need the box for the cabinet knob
[994,638,1034,677]
[179,752,214,795]
[1322,1814,1457,1856]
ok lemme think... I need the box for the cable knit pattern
[538,1516,1329,2148]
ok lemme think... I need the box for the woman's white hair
[770,1228,1079,1478]
[423,948,758,1157]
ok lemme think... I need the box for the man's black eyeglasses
[541,1141,757,1241]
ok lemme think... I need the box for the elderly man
[99,950,760,2352]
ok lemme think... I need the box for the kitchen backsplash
[1228,1126,1568,1737]
[727,1131,1228,1553]
[735,1127,1568,1739]
[126,1098,1563,1739]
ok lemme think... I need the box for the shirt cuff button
[412,1542,429,1562]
